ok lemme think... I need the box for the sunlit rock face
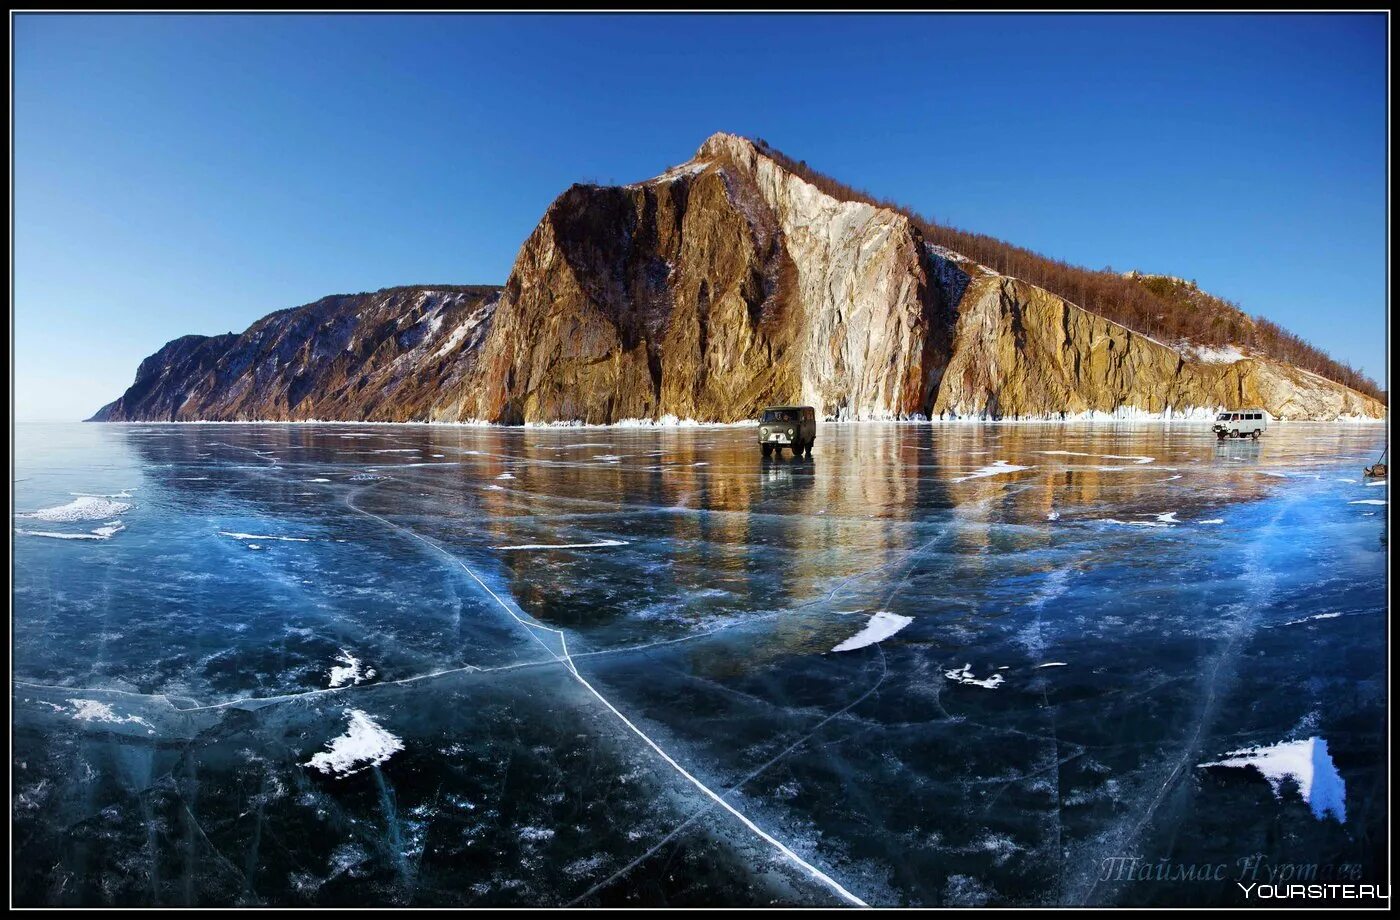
[446,132,954,424]
[92,133,1383,423]
[929,268,1386,421]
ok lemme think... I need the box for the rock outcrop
[930,262,1384,420]
[92,133,1384,423]
[90,286,501,421]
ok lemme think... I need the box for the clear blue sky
[13,13,1388,420]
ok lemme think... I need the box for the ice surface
[10,421,1387,907]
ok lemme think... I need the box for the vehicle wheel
[761,443,773,458]
[804,443,813,458]
[1231,429,1240,439]
[1251,430,1260,440]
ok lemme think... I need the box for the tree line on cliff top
[751,138,1381,401]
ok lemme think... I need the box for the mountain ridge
[91,133,1385,423]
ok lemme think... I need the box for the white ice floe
[944,664,1005,689]
[327,650,376,688]
[494,539,628,551]
[19,496,132,523]
[66,699,154,730]
[219,531,312,542]
[1199,737,1345,822]
[831,611,914,652]
[304,709,404,778]
[1349,499,1386,506]
[951,460,1031,484]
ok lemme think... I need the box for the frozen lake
[12,420,1389,906]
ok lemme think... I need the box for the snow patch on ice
[951,460,1031,484]
[19,496,132,522]
[16,519,126,541]
[66,699,154,730]
[1199,737,1345,823]
[327,650,376,688]
[220,531,312,542]
[944,664,1005,689]
[831,611,914,652]
[1040,450,1154,465]
[494,539,628,551]
[1280,612,1342,627]
[305,710,403,778]
[1349,499,1386,506]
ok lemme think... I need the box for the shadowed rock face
[92,133,1385,423]
[91,286,501,421]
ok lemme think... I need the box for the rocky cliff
[92,133,1385,423]
[90,286,501,421]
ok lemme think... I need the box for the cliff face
[92,133,1384,423]
[929,263,1386,420]
[440,133,952,424]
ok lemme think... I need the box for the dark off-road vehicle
[758,406,816,458]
